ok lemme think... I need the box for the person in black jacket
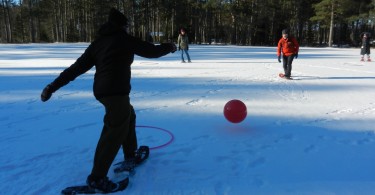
[41,8,176,193]
[360,32,371,61]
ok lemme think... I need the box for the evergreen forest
[1,0,374,46]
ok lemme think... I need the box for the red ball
[224,99,247,123]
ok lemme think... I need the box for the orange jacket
[277,36,299,57]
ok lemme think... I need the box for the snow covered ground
[1,43,375,195]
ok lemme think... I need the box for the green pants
[91,95,137,178]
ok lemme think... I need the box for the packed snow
[1,43,375,195]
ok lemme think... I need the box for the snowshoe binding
[114,146,150,174]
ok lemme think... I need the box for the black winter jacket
[360,32,371,55]
[50,23,174,99]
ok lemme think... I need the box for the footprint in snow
[248,157,266,168]
[186,99,202,105]
[304,144,317,153]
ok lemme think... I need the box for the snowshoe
[279,73,292,80]
[114,146,149,173]
[61,176,129,195]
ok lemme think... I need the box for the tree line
[1,0,374,46]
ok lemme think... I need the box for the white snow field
[1,43,375,195]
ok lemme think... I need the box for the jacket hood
[108,8,128,27]
[97,8,128,36]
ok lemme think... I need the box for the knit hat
[108,8,128,27]
[282,29,289,35]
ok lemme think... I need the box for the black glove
[178,46,181,51]
[295,53,298,59]
[41,84,54,102]
[161,43,177,53]
[171,44,177,53]
[278,56,281,63]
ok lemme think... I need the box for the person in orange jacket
[277,29,299,79]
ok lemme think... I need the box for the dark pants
[282,55,295,77]
[361,47,370,55]
[181,49,191,62]
[91,95,137,178]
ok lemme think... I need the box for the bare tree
[2,0,13,42]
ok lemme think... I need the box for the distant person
[277,29,299,79]
[40,8,176,193]
[177,28,191,63]
[360,32,371,61]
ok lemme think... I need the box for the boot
[86,175,119,193]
